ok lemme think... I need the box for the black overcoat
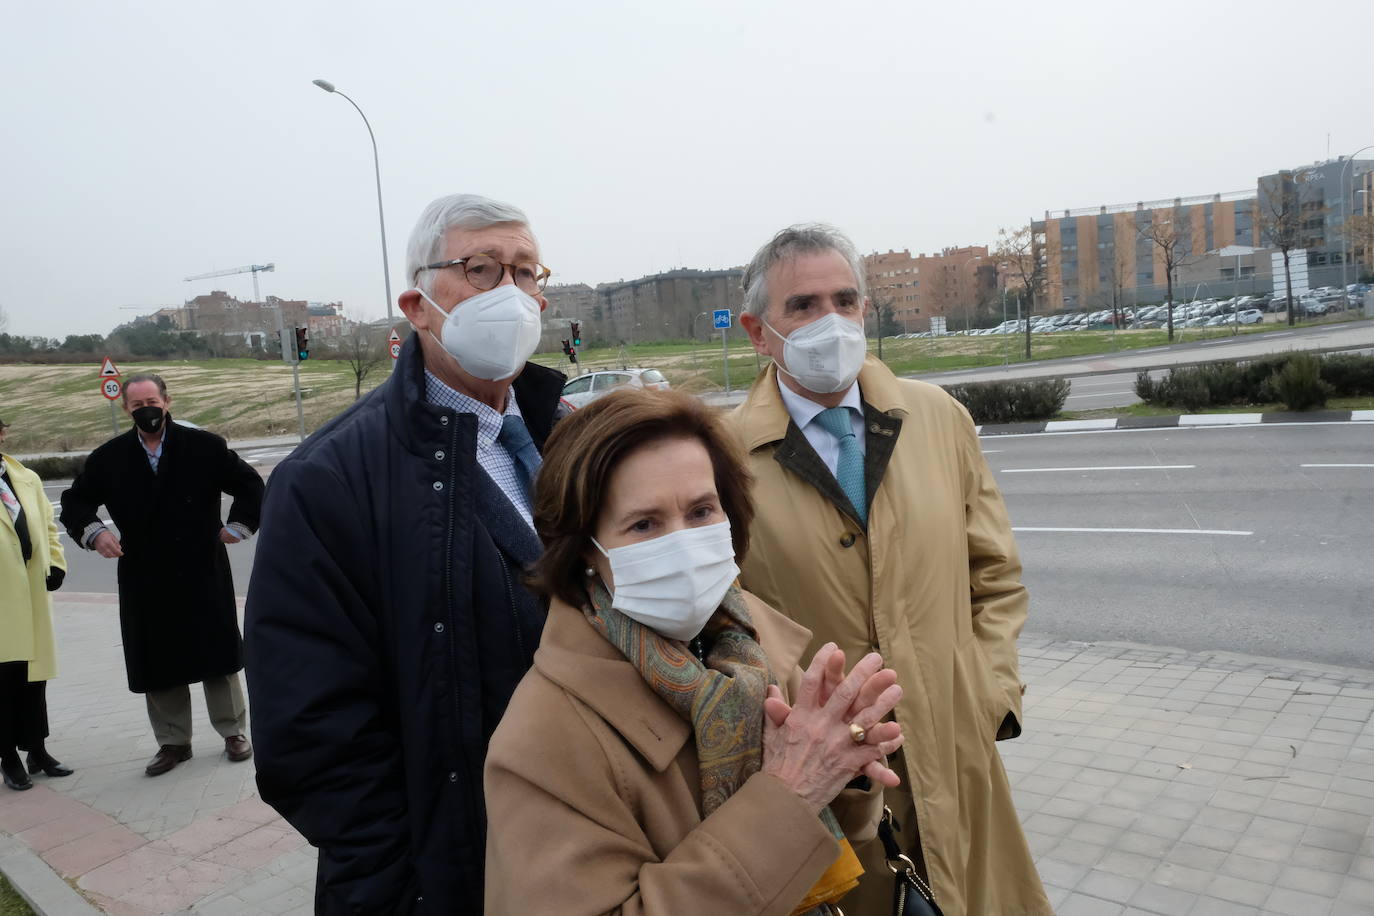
[244,336,567,915]
[59,421,264,692]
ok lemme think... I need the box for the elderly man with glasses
[246,194,567,915]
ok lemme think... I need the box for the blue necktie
[814,407,866,525]
[498,414,543,497]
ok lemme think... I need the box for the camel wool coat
[484,591,884,916]
[0,454,66,682]
[726,357,1052,916]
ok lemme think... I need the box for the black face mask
[131,406,166,435]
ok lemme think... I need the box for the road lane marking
[1001,465,1195,473]
[1301,463,1374,468]
[1014,526,1252,536]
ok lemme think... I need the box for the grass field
[1,313,1366,454]
[0,876,34,916]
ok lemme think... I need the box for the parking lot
[895,283,1371,340]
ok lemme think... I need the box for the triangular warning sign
[99,356,120,377]
[389,328,401,343]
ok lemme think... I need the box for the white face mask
[764,312,867,394]
[418,284,543,380]
[592,521,740,642]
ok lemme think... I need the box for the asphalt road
[989,422,1373,669]
[48,421,1373,669]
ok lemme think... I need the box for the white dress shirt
[775,376,866,477]
[424,371,535,529]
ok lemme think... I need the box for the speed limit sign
[389,328,401,360]
[101,378,122,400]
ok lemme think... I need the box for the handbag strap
[877,807,940,908]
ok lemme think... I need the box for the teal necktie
[498,414,543,496]
[814,406,866,525]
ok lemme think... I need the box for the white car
[1236,309,1264,325]
[560,368,670,409]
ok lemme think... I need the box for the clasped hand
[761,642,904,814]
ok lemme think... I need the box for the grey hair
[405,194,536,295]
[122,372,168,404]
[740,223,868,319]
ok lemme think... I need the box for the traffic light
[570,321,581,347]
[569,346,578,364]
[295,327,309,361]
[561,339,571,357]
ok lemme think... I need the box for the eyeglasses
[421,254,551,294]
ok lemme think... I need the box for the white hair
[740,223,867,319]
[405,194,535,295]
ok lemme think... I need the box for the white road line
[1001,465,1195,473]
[1014,526,1253,536]
[1301,463,1374,468]
[981,450,1003,454]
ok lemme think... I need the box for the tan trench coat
[726,357,1052,916]
[485,592,883,916]
[1,454,66,682]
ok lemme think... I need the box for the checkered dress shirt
[424,371,535,529]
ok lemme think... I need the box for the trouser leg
[15,680,50,752]
[0,662,26,763]
[202,673,247,738]
[145,684,193,746]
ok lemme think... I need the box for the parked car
[1236,309,1264,325]
[560,367,670,409]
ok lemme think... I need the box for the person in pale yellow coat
[0,418,71,791]
[728,226,1053,916]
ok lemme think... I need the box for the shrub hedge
[1135,351,1373,412]
[21,455,87,480]
[943,377,1071,425]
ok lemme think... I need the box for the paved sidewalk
[2,597,1371,914]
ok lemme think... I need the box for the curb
[0,837,101,916]
[977,408,1374,436]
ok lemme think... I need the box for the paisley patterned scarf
[584,581,863,915]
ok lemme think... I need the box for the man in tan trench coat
[728,224,1052,916]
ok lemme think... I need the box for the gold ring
[849,722,867,744]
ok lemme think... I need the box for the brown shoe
[145,745,192,777]
[225,735,253,762]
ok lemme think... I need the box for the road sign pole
[109,399,119,435]
[720,328,730,395]
[291,361,306,441]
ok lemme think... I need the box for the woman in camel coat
[485,390,907,915]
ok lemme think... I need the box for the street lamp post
[1340,146,1374,295]
[313,79,394,322]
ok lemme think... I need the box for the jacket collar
[385,334,567,456]
[734,355,908,453]
[534,594,812,773]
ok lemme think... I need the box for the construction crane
[184,263,275,303]
[184,261,306,440]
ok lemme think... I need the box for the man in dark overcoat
[60,372,264,777]
[245,193,566,915]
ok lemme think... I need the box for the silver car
[561,368,670,409]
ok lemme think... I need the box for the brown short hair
[529,388,754,608]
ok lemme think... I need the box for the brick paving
[1,596,1371,914]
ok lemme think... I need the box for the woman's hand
[761,643,904,814]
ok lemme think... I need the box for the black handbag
[877,807,944,916]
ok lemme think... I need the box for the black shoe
[2,758,33,791]
[27,752,74,778]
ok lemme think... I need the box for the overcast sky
[2,0,1370,338]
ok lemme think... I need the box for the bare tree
[1137,209,1192,341]
[1260,173,1303,327]
[864,256,897,360]
[342,323,390,399]
[1342,212,1374,280]
[994,225,1046,360]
